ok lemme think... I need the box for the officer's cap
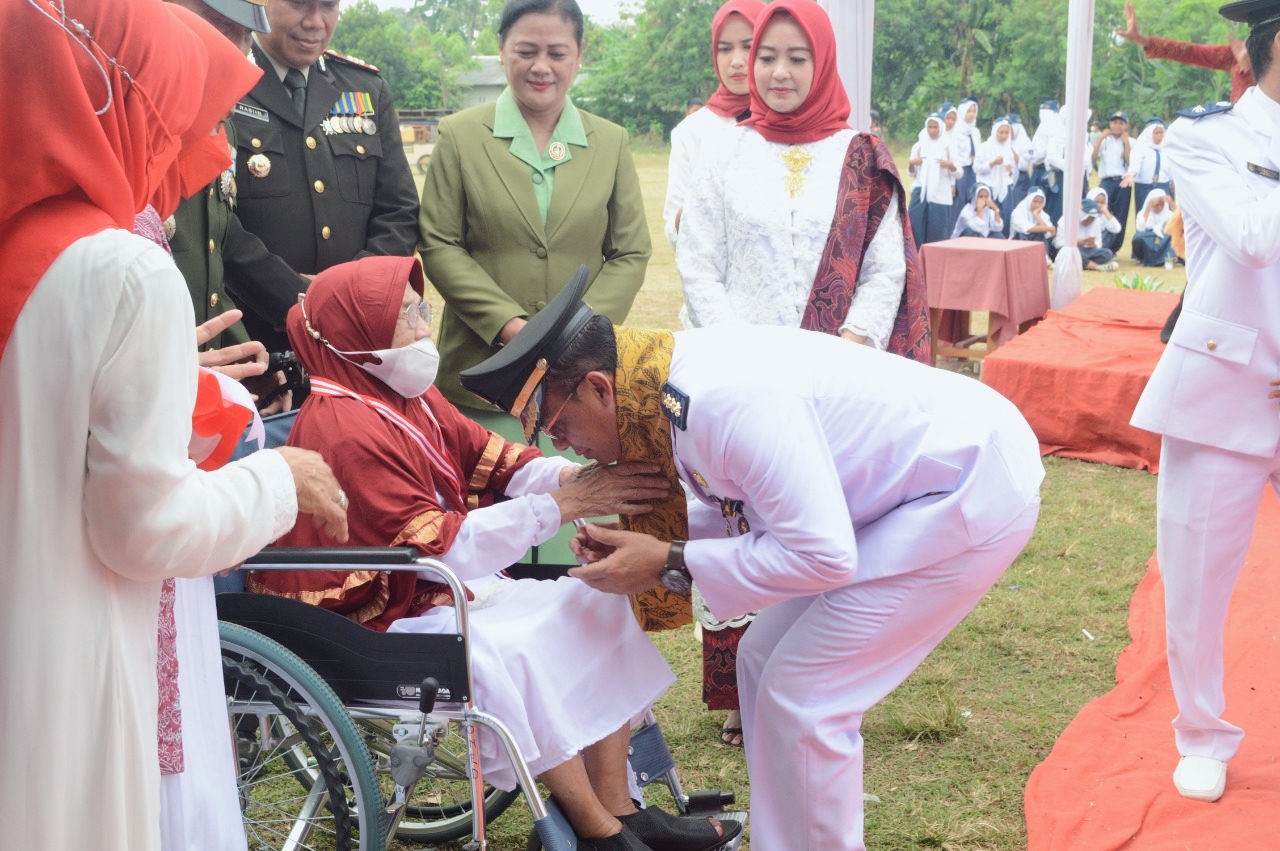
[459,266,597,443]
[1220,0,1280,28]
[203,0,270,33]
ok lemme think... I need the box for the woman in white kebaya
[662,0,765,250]
[677,3,919,348]
[907,113,959,247]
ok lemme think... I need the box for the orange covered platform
[981,288,1179,473]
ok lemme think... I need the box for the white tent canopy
[822,0,1097,310]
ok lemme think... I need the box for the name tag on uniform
[1247,162,1280,181]
[234,102,269,122]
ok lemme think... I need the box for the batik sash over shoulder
[613,327,692,631]
[800,133,932,362]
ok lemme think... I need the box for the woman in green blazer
[419,0,651,413]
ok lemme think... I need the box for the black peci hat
[1220,0,1280,28]
[203,0,270,32]
[459,265,597,443]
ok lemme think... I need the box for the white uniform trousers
[1157,435,1280,762]
[737,499,1041,851]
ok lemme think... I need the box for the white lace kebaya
[676,125,906,349]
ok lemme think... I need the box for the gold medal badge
[246,153,271,178]
[548,141,567,161]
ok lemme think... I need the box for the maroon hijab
[703,0,767,119]
[742,0,851,145]
[263,256,540,629]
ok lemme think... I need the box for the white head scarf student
[1054,197,1119,271]
[952,181,1003,239]
[1009,186,1057,258]
[1004,113,1035,213]
[1132,187,1178,267]
[947,98,981,231]
[907,112,959,247]
[1125,117,1174,210]
[975,116,1018,233]
[1085,185,1121,252]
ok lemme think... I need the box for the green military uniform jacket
[419,99,652,409]
[169,122,249,350]
[228,45,419,352]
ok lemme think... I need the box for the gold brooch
[782,145,814,199]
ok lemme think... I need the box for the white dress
[387,457,676,792]
[663,107,739,249]
[677,126,906,349]
[0,230,297,850]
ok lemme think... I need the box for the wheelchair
[219,416,746,851]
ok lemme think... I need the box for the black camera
[257,350,309,409]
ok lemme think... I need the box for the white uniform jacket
[1131,87,1280,458]
[669,326,1045,621]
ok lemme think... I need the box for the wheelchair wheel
[221,623,384,850]
[359,716,521,843]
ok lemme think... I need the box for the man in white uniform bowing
[458,268,1045,851]
[1130,0,1280,805]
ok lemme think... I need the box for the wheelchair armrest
[245,546,419,566]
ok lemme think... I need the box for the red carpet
[982,288,1180,473]
[1025,488,1280,850]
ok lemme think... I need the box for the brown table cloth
[981,287,1180,472]
[920,237,1050,350]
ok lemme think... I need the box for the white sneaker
[1172,756,1227,802]
[1100,261,1120,272]
[1164,259,1174,270]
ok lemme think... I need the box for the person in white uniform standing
[458,272,1045,851]
[1130,0,1280,805]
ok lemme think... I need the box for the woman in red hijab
[677,0,929,356]
[673,0,932,754]
[254,255,738,851]
[0,1,346,849]
[663,0,766,248]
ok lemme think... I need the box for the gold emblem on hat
[692,471,708,488]
[548,141,566,161]
[247,153,272,178]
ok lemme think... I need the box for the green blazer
[419,102,651,409]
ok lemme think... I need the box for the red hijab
[704,0,767,119]
[155,4,263,218]
[742,0,851,145]
[270,256,540,629]
[0,0,209,359]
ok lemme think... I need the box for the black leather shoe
[619,804,742,851]
[578,824,653,850]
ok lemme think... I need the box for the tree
[575,0,721,138]
[328,0,476,110]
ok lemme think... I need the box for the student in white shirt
[1131,187,1178,267]
[907,112,959,247]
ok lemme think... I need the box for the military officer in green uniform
[165,0,303,352]
[227,0,419,353]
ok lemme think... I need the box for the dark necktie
[284,68,307,118]
[1154,149,1161,183]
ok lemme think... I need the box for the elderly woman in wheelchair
[248,255,740,851]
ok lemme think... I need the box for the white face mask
[329,337,441,399]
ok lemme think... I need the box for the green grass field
[406,148,1165,850]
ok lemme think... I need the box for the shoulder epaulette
[659,381,689,431]
[324,49,380,73]
[1176,100,1233,119]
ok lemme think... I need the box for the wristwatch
[659,540,691,594]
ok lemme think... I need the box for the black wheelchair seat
[217,591,471,704]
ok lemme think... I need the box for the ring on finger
[335,489,349,510]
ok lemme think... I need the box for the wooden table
[919,237,1051,366]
